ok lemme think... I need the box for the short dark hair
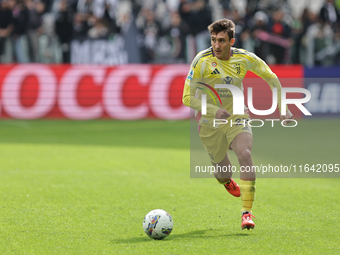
[208,19,235,41]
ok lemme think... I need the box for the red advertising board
[0,64,303,119]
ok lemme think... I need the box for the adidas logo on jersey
[211,68,220,74]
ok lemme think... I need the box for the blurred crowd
[0,0,339,65]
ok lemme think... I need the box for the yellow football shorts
[199,115,252,163]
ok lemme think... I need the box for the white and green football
[143,209,173,240]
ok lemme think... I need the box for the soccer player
[182,19,293,230]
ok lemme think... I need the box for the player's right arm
[182,58,222,118]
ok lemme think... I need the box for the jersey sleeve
[182,56,220,117]
[247,53,288,114]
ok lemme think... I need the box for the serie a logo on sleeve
[187,70,194,80]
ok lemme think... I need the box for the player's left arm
[247,53,293,123]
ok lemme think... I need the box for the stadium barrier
[304,67,340,117]
[0,64,338,119]
[0,64,187,120]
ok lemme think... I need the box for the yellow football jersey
[182,46,284,128]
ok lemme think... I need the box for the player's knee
[238,149,252,162]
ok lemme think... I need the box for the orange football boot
[241,211,256,230]
[223,178,241,197]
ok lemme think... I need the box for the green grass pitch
[0,119,339,254]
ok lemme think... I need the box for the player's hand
[281,109,294,125]
[215,109,230,119]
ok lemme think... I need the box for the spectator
[102,1,120,34]
[73,12,90,40]
[88,17,110,39]
[55,0,73,63]
[230,10,247,49]
[26,0,45,62]
[319,0,340,28]
[267,10,292,64]
[251,11,269,61]
[305,12,333,66]
[137,8,162,62]
[291,8,314,64]
[161,11,190,62]
[0,0,14,63]
[0,0,339,66]
[179,0,212,52]
[10,0,29,63]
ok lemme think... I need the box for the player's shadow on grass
[112,229,249,244]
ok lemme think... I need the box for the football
[143,209,173,239]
